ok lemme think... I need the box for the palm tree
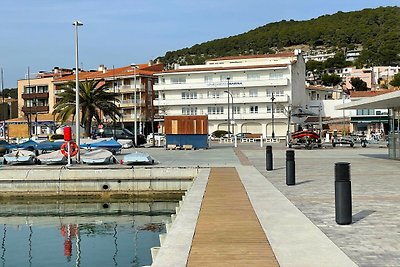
[53,79,121,137]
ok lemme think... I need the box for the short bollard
[266,145,273,171]
[286,150,295,185]
[335,162,352,225]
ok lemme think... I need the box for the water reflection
[0,200,177,267]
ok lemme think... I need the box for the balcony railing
[154,95,289,106]
[22,106,49,113]
[154,78,289,91]
[116,84,145,93]
[22,92,49,99]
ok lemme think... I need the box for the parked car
[332,136,354,147]
[101,128,146,146]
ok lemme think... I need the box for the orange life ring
[61,141,79,157]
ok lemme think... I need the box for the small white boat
[123,151,155,165]
[3,149,37,165]
[37,150,67,165]
[81,149,117,164]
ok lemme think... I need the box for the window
[249,89,258,97]
[250,106,259,114]
[207,91,220,99]
[233,106,240,114]
[171,76,186,84]
[269,72,284,79]
[24,100,34,107]
[356,109,375,115]
[37,86,48,93]
[247,73,260,80]
[267,89,285,97]
[267,105,272,113]
[37,99,48,106]
[276,106,285,113]
[24,86,35,94]
[182,107,197,115]
[208,106,224,114]
[181,91,197,99]
[204,76,213,83]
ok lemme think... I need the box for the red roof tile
[350,89,397,98]
[54,63,163,82]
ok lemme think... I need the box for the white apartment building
[154,51,306,139]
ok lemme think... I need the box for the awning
[336,90,400,110]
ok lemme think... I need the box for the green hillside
[157,6,400,67]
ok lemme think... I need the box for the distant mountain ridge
[157,6,400,68]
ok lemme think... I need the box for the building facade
[154,51,307,139]
[53,62,163,136]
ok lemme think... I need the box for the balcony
[154,78,289,91]
[153,94,289,106]
[116,84,145,93]
[119,99,145,108]
[22,106,49,113]
[22,92,49,99]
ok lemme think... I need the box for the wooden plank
[187,167,278,266]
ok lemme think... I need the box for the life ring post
[61,141,79,166]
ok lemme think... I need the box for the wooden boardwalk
[187,167,279,266]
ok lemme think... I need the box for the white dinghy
[81,149,117,165]
[36,150,68,165]
[3,149,37,165]
[122,151,155,165]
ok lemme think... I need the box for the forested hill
[157,6,400,68]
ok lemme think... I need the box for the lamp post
[27,67,32,140]
[224,90,234,136]
[271,93,275,139]
[131,64,139,146]
[73,20,83,161]
[226,77,231,136]
[0,68,4,139]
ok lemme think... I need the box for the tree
[321,73,342,86]
[350,77,369,91]
[306,60,324,72]
[390,73,400,87]
[52,79,121,137]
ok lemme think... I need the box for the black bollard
[266,145,273,171]
[335,162,352,225]
[286,150,295,185]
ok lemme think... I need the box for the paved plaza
[133,142,399,266]
[2,141,397,266]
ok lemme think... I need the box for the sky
[0,0,399,88]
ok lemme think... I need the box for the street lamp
[0,68,4,139]
[131,64,139,147]
[224,90,234,136]
[271,93,275,139]
[73,20,83,161]
[226,77,231,137]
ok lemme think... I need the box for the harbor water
[0,200,177,267]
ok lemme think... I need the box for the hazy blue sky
[0,0,399,88]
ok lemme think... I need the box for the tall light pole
[271,93,275,139]
[27,67,32,140]
[226,77,231,136]
[0,68,4,139]
[131,64,139,146]
[73,20,83,161]
[224,90,234,136]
